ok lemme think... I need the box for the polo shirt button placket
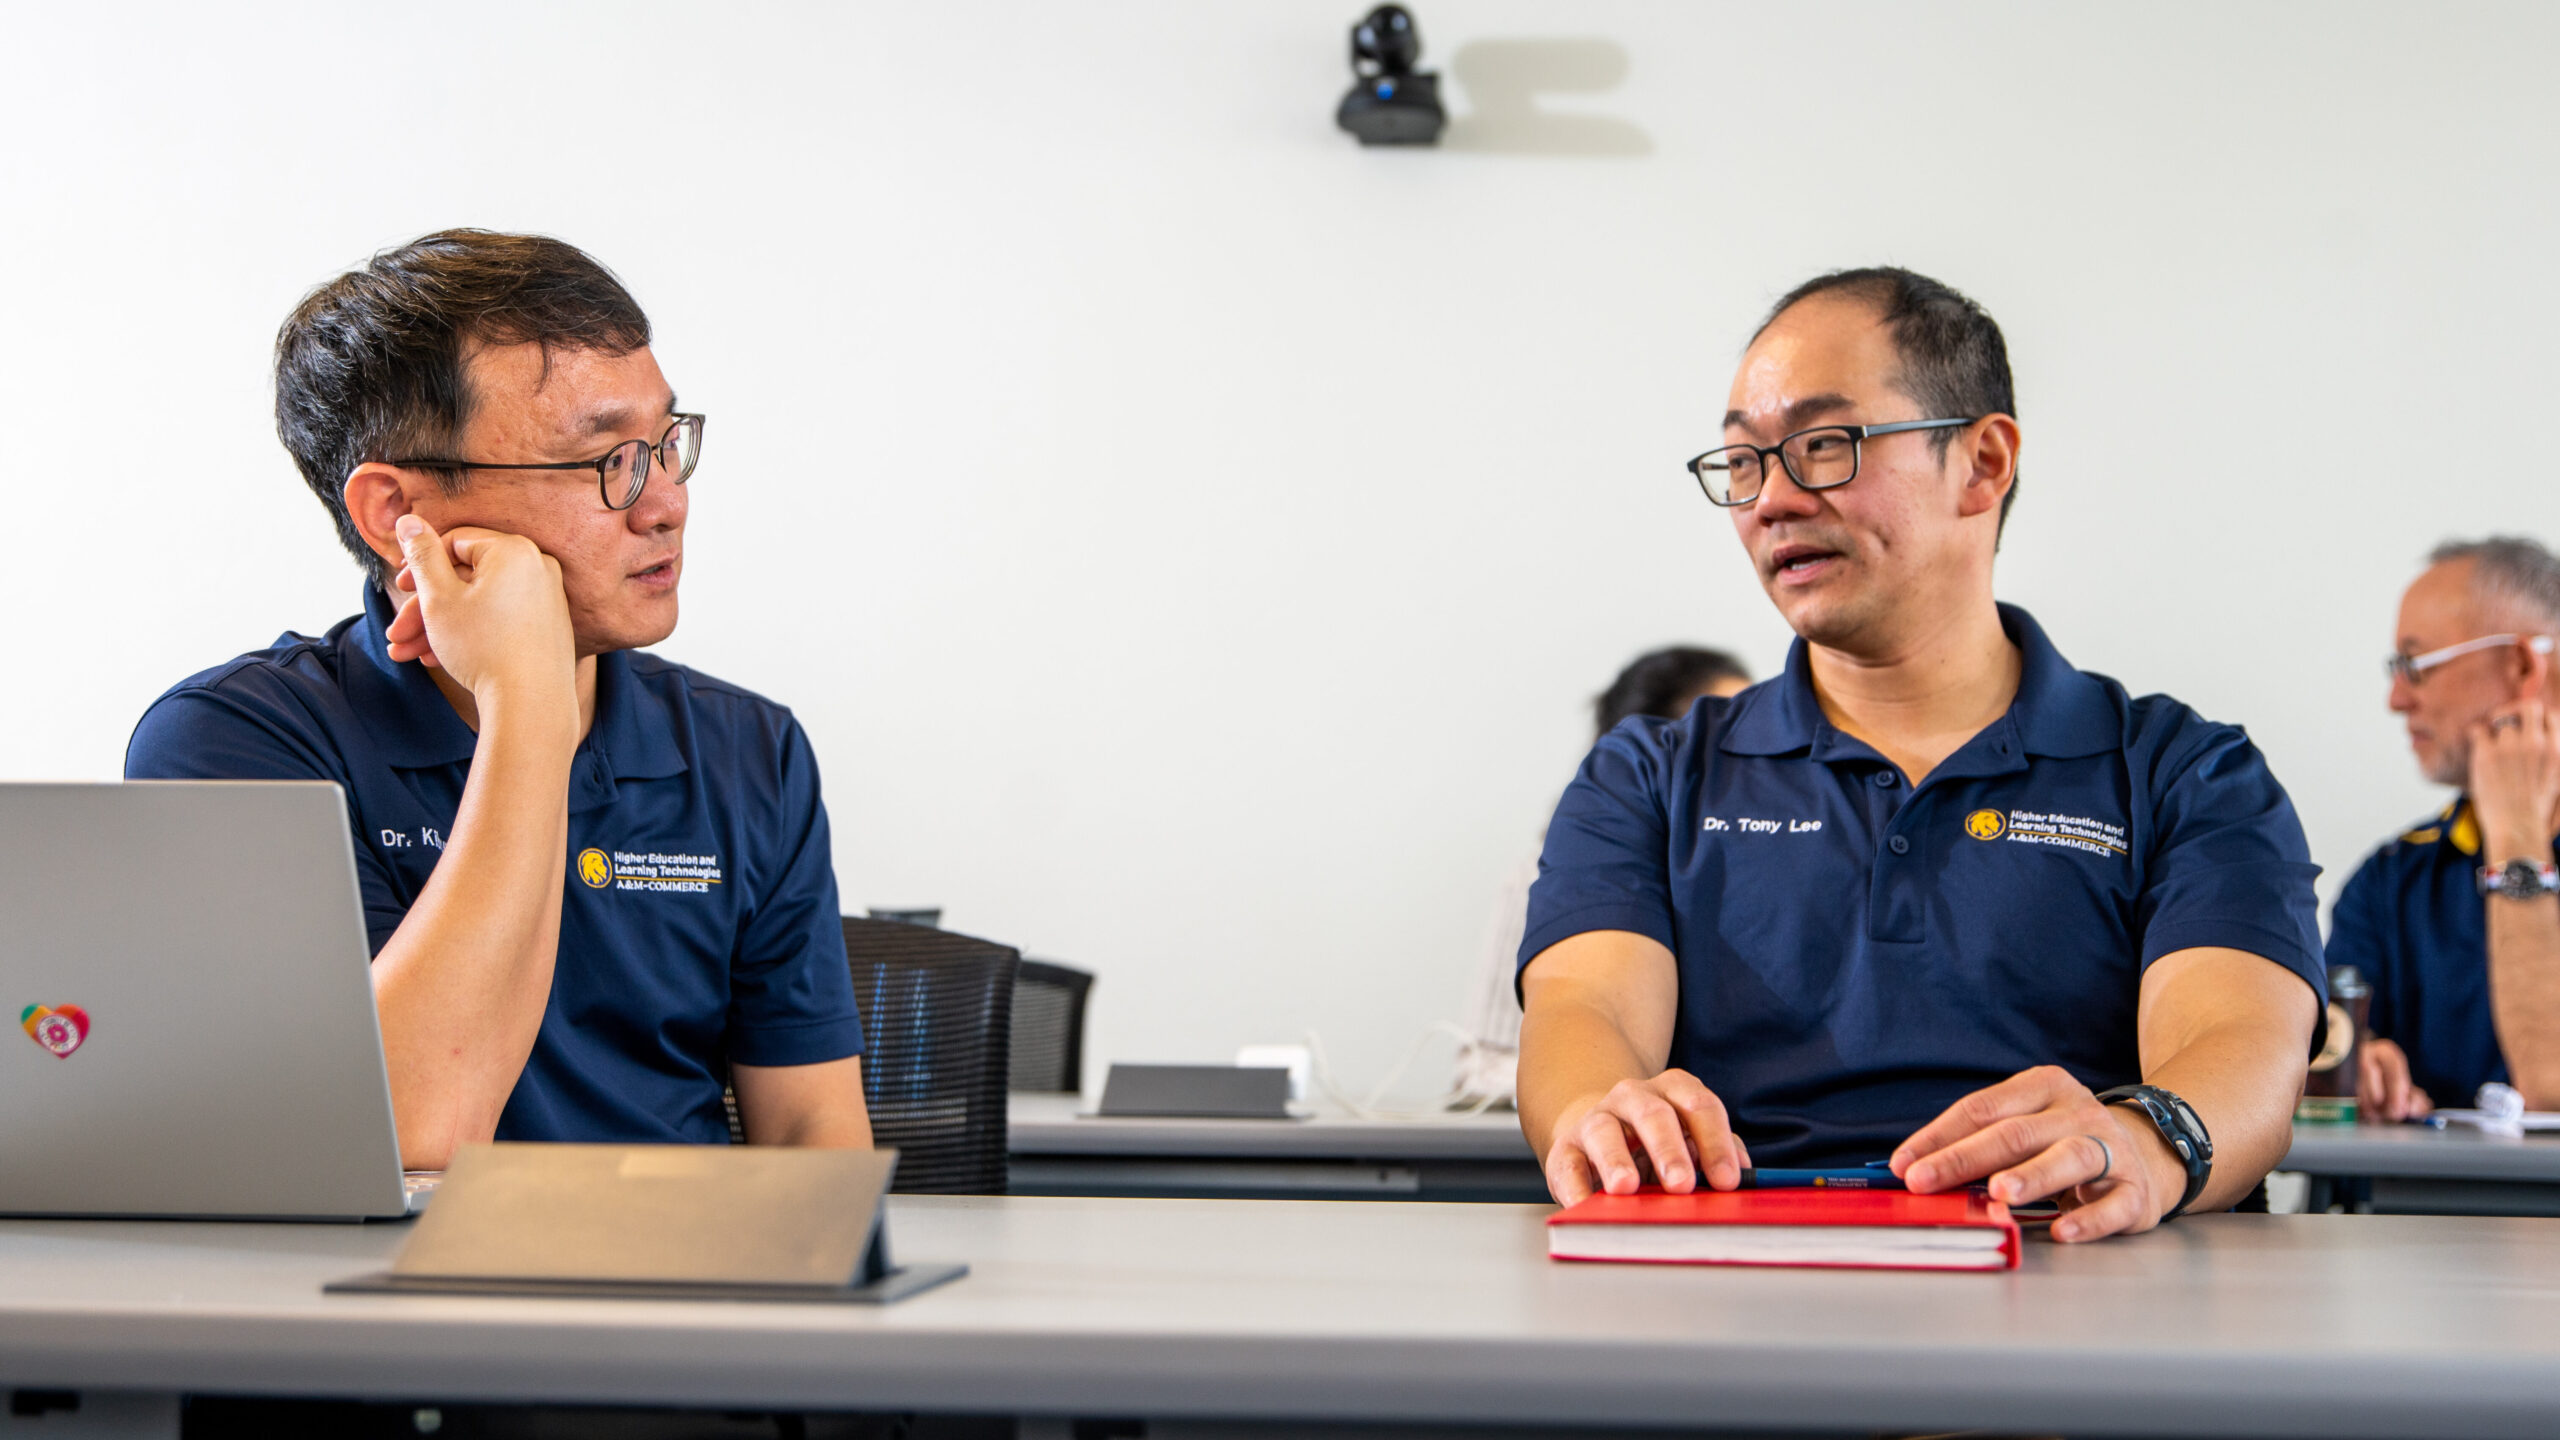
[1887,834,1911,856]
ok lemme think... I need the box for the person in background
[2331,537,2560,1120]
[126,231,872,1166]
[1517,266,2325,1241]
[1454,647,1752,1106]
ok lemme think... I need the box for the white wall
[5,2,2553,1098]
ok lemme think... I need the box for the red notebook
[1546,1187,2020,1272]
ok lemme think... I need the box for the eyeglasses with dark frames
[2385,633,2554,687]
[1686,417,1978,507]
[391,413,706,512]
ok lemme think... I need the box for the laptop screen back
[0,781,407,1219]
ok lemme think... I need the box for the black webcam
[1336,6,1444,146]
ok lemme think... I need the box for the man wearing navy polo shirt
[1517,268,2324,1242]
[2331,538,2560,1119]
[126,230,871,1168]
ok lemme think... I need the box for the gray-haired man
[2330,537,2560,1119]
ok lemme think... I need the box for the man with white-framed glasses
[126,230,873,1167]
[2330,537,2560,1120]
[1517,267,2326,1242]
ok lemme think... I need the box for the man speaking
[1516,269,2323,1242]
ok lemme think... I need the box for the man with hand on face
[126,230,871,1168]
[1517,268,2325,1242]
[2331,538,2560,1121]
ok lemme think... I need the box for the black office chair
[1009,959,1095,1094]
[841,915,1017,1194]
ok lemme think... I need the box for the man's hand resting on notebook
[1540,1070,1754,1207]
[1885,948,2317,1242]
[1516,932,1757,1206]
[1887,1066,2184,1244]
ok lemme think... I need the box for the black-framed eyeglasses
[391,413,706,512]
[1686,418,1977,507]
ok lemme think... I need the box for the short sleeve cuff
[727,1013,867,1068]
[2140,918,2330,1057]
[1518,901,1678,979]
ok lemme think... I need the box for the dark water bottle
[2298,965,2371,1124]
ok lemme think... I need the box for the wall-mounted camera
[1335,6,1445,146]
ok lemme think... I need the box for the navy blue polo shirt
[2326,802,2553,1109]
[124,585,868,1144]
[1521,603,2325,1167]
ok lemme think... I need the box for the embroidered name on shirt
[1972,808,2126,858]
[1703,817,1823,834]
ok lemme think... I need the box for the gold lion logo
[1965,809,2007,841]
[577,847,613,889]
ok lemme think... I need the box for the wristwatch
[2479,858,2560,900]
[2095,1083,2213,1221]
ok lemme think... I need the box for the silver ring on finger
[2086,1133,2113,1182]
[2491,714,2523,733]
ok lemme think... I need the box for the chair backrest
[841,916,1018,1194]
[1009,959,1095,1093]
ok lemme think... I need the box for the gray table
[2283,1122,2560,1216]
[1007,1092,1544,1201]
[9,1197,2560,1439]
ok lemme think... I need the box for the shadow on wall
[1441,39,1652,157]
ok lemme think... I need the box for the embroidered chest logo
[577,846,725,895]
[1968,807,2125,858]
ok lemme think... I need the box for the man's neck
[428,656,600,741]
[1806,600,2021,787]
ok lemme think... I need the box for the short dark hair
[273,229,652,587]
[1594,645,1752,736]
[1756,266,2019,539]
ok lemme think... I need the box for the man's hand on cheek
[383,548,471,670]
[1888,1066,2182,1243]
[2465,701,2560,855]
[385,516,577,714]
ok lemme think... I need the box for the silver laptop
[0,780,424,1220]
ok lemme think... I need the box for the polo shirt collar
[338,584,689,784]
[2004,604,2120,759]
[1721,602,2119,761]
[341,584,477,769]
[588,649,688,783]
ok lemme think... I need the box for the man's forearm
[2485,834,2560,1107]
[370,699,578,1168]
[734,1057,873,1148]
[2141,1017,2308,1213]
[1517,992,1660,1162]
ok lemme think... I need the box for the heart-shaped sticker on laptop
[20,1004,89,1059]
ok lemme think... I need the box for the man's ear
[343,463,418,576]
[1954,415,2021,522]
[2514,631,2554,704]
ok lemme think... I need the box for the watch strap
[2095,1083,2213,1221]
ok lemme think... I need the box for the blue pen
[1734,1160,1908,1191]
